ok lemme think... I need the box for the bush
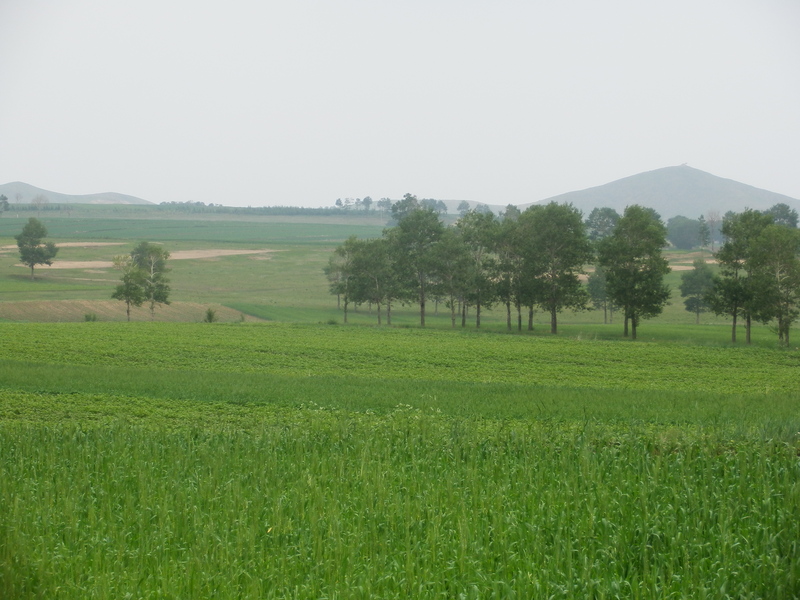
[203,308,218,323]
[84,313,98,322]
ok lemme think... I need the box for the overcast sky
[1,0,799,207]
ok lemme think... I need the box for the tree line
[326,196,800,344]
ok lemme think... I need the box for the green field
[1,323,799,598]
[1,209,799,598]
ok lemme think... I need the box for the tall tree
[587,267,614,324]
[433,228,472,328]
[131,242,171,320]
[597,205,671,340]
[456,210,499,328]
[749,224,800,345]
[679,259,714,324]
[705,210,721,252]
[392,206,445,327]
[15,217,58,279]
[111,255,146,321]
[348,237,396,325]
[708,209,773,343]
[325,236,359,323]
[521,203,592,334]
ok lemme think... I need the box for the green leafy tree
[749,224,800,345]
[708,209,774,343]
[521,202,592,334]
[587,267,614,324]
[457,200,471,217]
[348,237,397,325]
[325,236,359,323]
[392,206,445,327]
[131,242,171,319]
[585,207,620,241]
[111,255,146,321]
[667,216,704,250]
[456,210,499,328]
[432,228,472,328]
[679,259,714,324]
[697,215,711,250]
[15,217,58,279]
[763,203,799,228]
[597,205,671,340]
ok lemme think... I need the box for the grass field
[1,323,799,598]
[1,209,799,597]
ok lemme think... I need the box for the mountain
[0,181,152,205]
[523,165,800,220]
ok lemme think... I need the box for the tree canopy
[15,217,58,279]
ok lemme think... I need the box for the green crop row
[1,322,797,395]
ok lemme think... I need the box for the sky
[1,0,799,208]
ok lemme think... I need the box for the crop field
[1,322,799,598]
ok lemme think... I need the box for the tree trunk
[550,306,557,334]
[516,301,522,332]
[631,316,637,340]
[30,265,35,280]
[745,314,751,345]
[387,301,392,326]
[695,309,700,325]
[126,302,131,322]
[624,314,629,337]
[450,296,456,328]
[343,298,349,324]
[506,301,512,331]
[419,282,426,327]
[377,303,382,325]
[731,311,737,343]
[461,302,467,328]
[603,302,608,325]
[528,305,534,331]
[476,300,481,329]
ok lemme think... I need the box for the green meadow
[1,208,799,598]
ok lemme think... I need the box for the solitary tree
[597,205,671,340]
[15,217,58,279]
[130,242,171,319]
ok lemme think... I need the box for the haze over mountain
[523,165,800,220]
[0,182,152,206]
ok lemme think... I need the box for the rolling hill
[523,165,800,219]
[0,181,152,205]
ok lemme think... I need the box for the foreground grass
[1,322,799,598]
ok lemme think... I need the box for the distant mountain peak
[526,166,799,219]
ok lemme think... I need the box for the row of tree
[326,197,800,344]
[326,196,671,339]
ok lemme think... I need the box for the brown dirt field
[0,300,264,323]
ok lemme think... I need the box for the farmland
[1,208,799,598]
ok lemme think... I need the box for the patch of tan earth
[0,300,264,323]
[14,248,275,270]
[0,242,125,250]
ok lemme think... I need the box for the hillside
[0,181,152,205]
[524,165,800,219]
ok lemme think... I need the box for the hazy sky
[1,0,799,207]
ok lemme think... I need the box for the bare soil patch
[13,248,275,270]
